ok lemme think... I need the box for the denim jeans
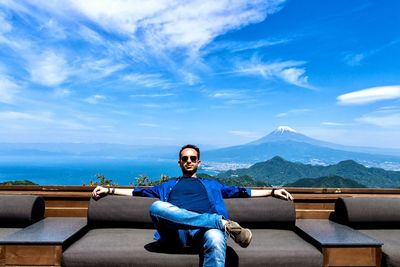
[149,200,228,267]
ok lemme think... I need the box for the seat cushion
[62,228,322,267]
[62,228,200,267]
[360,229,400,267]
[227,229,322,267]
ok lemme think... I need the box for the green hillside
[0,180,38,185]
[218,156,400,188]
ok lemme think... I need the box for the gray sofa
[0,194,45,239]
[62,196,322,266]
[332,197,400,267]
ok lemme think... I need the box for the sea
[0,158,216,186]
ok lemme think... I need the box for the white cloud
[0,111,36,121]
[53,88,72,98]
[0,110,90,130]
[209,92,241,99]
[343,53,365,66]
[205,39,289,54]
[275,108,310,118]
[337,85,400,105]
[39,19,67,39]
[123,73,171,88]
[6,0,284,52]
[322,122,348,126]
[84,94,107,104]
[80,58,126,80]
[66,0,283,50]
[130,93,174,98]
[0,11,12,34]
[235,57,312,88]
[78,25,103,44]
[0,75,19,104]
[28,51,71,87]
[357,110,400,128]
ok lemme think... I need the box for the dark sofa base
[62,228,322,267]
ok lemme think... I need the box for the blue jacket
[132,177,252,219]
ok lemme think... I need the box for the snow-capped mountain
[249,126,316,145]
[203,126,400,170]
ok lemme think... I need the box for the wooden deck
[1,186,399,218]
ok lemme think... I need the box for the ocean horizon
[0,158,213,186]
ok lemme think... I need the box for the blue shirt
[132,177,252,219]
[168,177,212,214]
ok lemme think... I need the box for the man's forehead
[181,148,198,155]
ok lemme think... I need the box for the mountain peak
[274,126,297,134]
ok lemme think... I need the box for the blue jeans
[149,201,228,267]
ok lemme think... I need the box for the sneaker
[224,220,252,248]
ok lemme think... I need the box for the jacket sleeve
[220,183,252,198]
[132,185,161,198]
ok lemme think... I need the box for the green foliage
[133,174,170,186]
[0,180,38,185]
[89,173,117,186]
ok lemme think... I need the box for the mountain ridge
[217,156,400,188]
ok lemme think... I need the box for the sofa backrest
[88,196,296,229]
[0,195,45,228]
[88,196,157,228]
[332,197,400,229]
[225,197,296,228]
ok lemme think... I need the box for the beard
[181,165,198,177]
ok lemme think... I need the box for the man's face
[178,148,201,177]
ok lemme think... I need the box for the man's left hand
[273,188,294,201]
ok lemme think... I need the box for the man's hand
[92,185,109,199]
[273,188,294,201]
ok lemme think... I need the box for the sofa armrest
[296,219,382,267]
[0,218,87,266]
[296,219,382,247]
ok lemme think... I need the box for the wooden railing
[1,186,400,219]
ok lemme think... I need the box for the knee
[203,229,226,250]
[149,200,165,216]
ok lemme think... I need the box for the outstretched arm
[250,188,294,200]
[92,186,133,198]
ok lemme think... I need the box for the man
[93,144,293,267]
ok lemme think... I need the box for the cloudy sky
[0,0,400,148]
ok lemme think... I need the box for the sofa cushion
[62,228,322,267]
[62,228,200,267]
[225,197,296,229]
[88,196,157,228]
[227,229,322,267]
[333,197,400,228]
[359,229,400,267]
[0,195,45,227]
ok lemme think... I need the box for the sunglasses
[181,156,198,162]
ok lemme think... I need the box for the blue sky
[0,0,400,148]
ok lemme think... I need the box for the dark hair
[179,144,200,160]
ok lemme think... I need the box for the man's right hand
[92,186,109,199]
